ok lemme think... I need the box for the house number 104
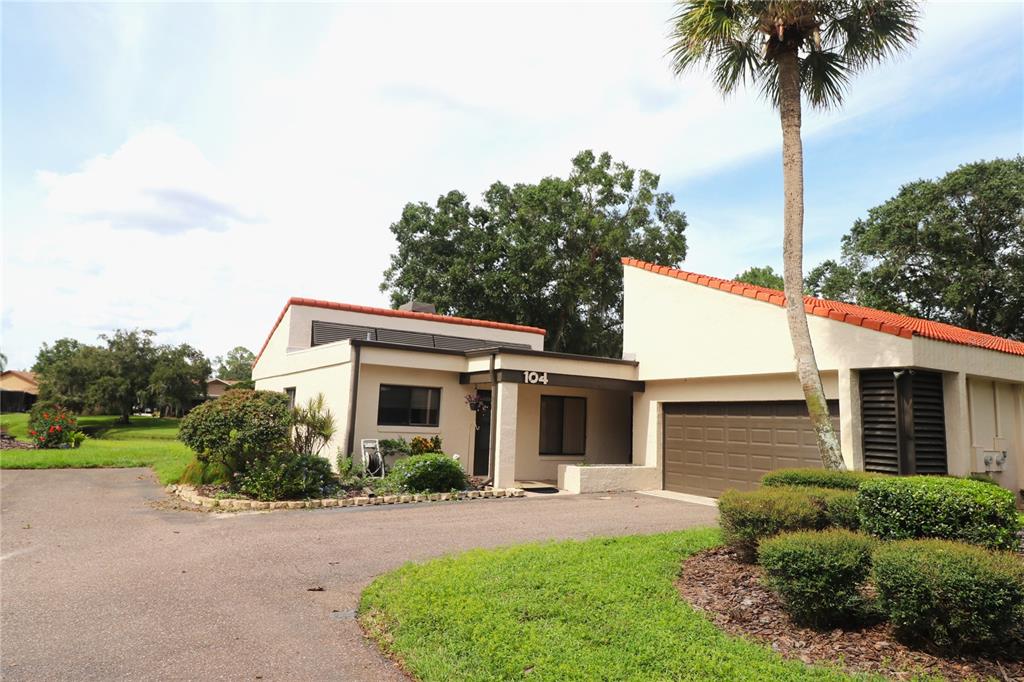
[522,371,549,385]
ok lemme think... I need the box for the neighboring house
[253,258,1024,502]
[206,378,239,399]
[0,370,39,413]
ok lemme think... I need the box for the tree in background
[149,344,213,417]
[215,346,256,381]
[807,157,1024,340]
[668,0,919,470]
[0,352,6,371]
[735,265,785,290]
[34,330,213,420]
[381,150,688,357]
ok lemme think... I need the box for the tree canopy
[215,346,256,381]
[33,330,212,420]
[735,265,785,290]
[807,157,1024,340]
[381,150,688,357]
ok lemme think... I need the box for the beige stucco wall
[255,361,352,461]
[352,363,482,473]
[622,266,914,380]
[967,377,1024,501]
[557,464,660,493]
[512,384,632,482]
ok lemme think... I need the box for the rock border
[166,484,525,511]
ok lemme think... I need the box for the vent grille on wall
[310,320,531,351]
[859,368,947,476]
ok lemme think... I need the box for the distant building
[0,371,39,413]
[206,378,239,399]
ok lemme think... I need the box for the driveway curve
[1,469,717,681]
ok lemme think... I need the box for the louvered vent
[310,320,532,351]
[311,321,376,345]
[910,371,947,474]
[860,370,900,474]
[859,368,947,476]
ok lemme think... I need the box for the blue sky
[2,2,1022,369]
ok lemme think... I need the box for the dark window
[539,396,586,455]
[860,369,947,475]
[377,385,440,427]
[284,387,296,409]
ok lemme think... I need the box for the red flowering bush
[28,402,78,449]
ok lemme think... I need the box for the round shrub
[858,476,1021,550]
[718,488,827,562]
[237,452,337,501]
[873,539,1024,653]
[385,453,468,493]
[761,468,883,490]
[178,390,292,473]
[759,529,877,627]
[27,402,78,449]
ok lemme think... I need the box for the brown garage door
[663,401,840,497]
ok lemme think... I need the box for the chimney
[398,300,437,314]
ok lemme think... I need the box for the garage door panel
[664,401,840,497]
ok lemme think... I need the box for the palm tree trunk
[777,49,845,471]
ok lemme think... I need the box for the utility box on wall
[972,447,1007,473]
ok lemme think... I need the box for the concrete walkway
[1,468,718,681]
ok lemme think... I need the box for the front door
[472,390,492,476]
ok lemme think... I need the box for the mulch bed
[0,432,35,450]
[678,547,1023,681]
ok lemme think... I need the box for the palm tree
[668,1,919,470]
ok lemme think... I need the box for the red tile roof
[622,257,1024,358]
[253,298,545,366]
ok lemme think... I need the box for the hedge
[718,486,859,562]
[760,529,877,627]
[858,476,1021,550]
[873,539,1024,653]
[761,468,883,490]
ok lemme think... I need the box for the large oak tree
[381,150,688,357]
[807,157,1024,340]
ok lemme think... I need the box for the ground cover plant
[1,412,191,484]
[360,529,867,681]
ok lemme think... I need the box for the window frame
[284,387,296,409]
[538,395,587,456]
[376,384,442,427]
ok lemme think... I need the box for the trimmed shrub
[179,457,232,486]
[718,488,827,562]
[759,529,877,627]
[873,539,1024,653]
[27,402,78,449]
[385,453,468,493]
[812,488,861,531]
[237,452,338,501]
[858,476,1021,550]
[178,390,292,474]
[761,468,882,490]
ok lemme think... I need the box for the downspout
[486,351,498,486]
[345,343,362,457]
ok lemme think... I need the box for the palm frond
[711,38,763,94]
[800,50,851,109]
[667,0,754,74]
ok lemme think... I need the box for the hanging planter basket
[465,393,490,413]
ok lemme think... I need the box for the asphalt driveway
[1,469,718,681]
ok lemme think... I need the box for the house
[206,378,239,399]
[252,258,1024,502]
[0,370,39,413]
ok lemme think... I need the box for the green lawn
[360,529,884,682]
[0,413,191,484]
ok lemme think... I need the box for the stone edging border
[166,484,525,511]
